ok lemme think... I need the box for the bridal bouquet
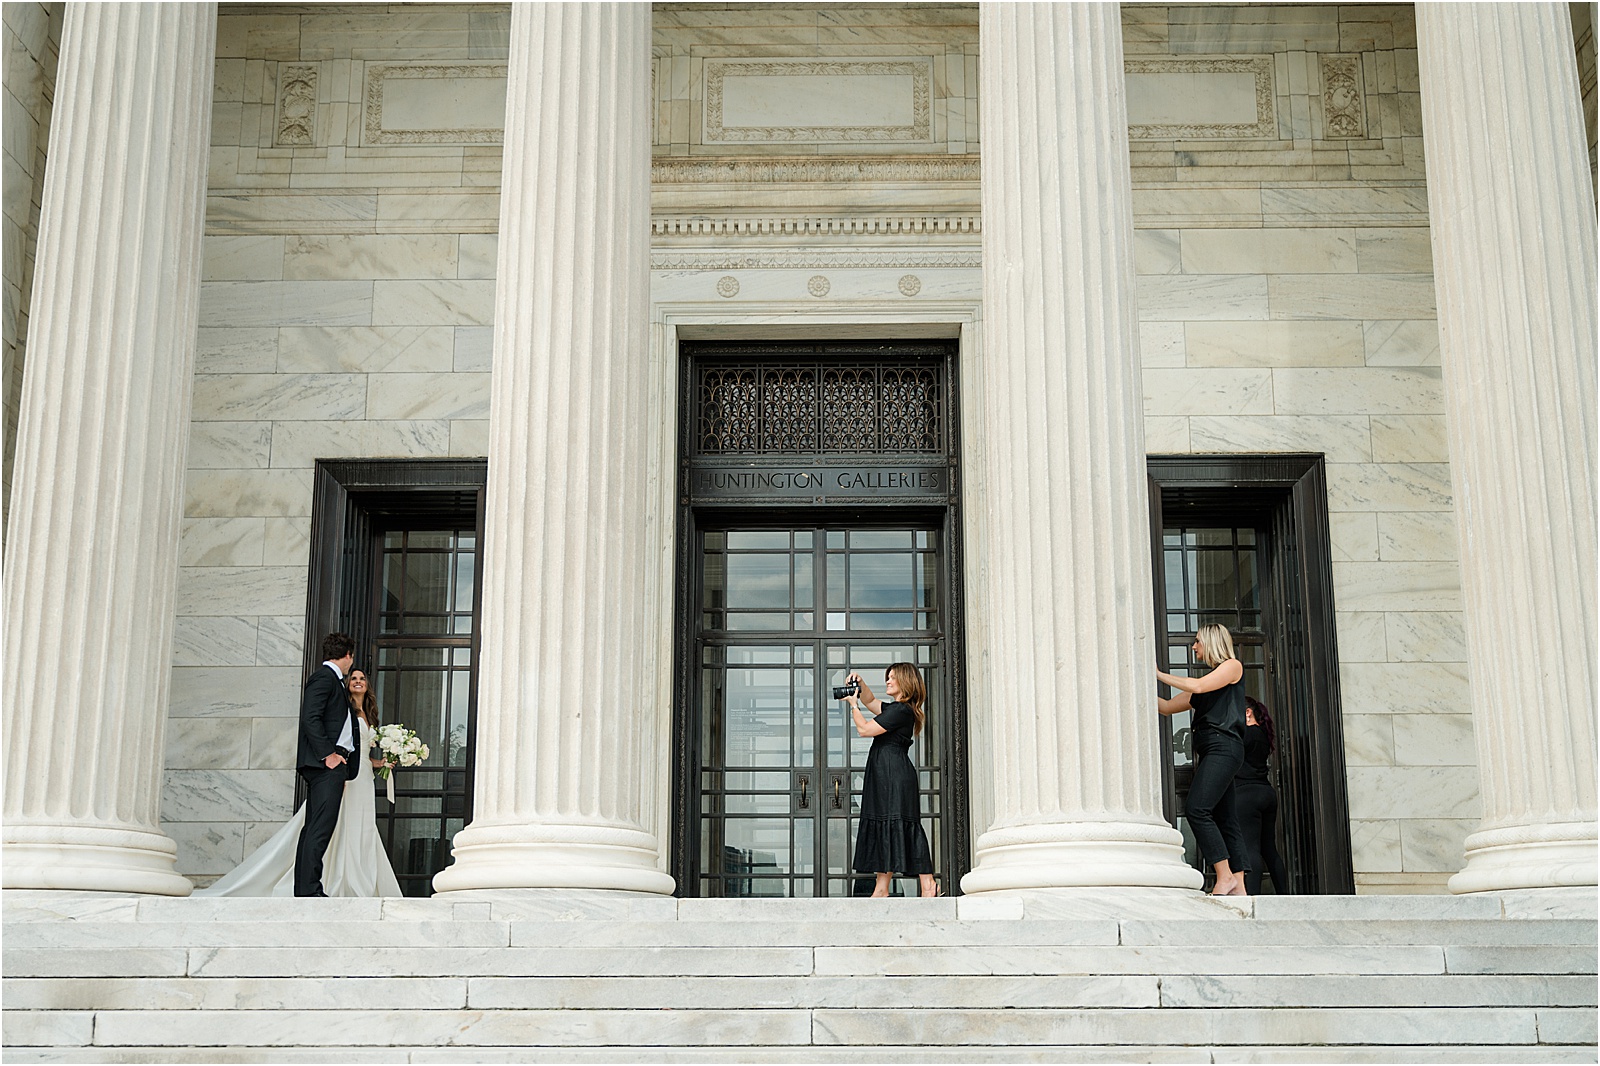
[374,723,430,805]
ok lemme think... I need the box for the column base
[1448,820,1598,893]
[1,823,192,895]
[961,819,1204,893]
[432,819,675,895]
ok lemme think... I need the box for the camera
[832,679,860,700]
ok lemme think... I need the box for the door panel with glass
[1161,523,1272,881]
[695,526,946,897]
[369,527,477,896]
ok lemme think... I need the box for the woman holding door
[842,663,938,898]
[1157,623,1251,896]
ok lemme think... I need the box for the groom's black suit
[293,662,359,897]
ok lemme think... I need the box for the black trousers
[1187,731,1250,873]
[293,764,346,897]
[1234,776,1289,894]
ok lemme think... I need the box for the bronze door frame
[670,340,971,897]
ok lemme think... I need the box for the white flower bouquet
[374,723,430,805]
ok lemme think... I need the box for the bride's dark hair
[347,670,380,728]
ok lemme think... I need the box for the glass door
[369,527,477,896]
[694,526,946,897]
[1161,523,1271,879]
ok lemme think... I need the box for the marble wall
[172,4,503,882]
[0,2,60,547]
[166,2,1475,893]
[1120,5,1466,893]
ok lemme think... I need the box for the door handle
[798,775,809,810]
[831,774,843,810]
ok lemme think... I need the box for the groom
[293,632,359,897]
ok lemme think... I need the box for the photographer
[840,664,938,898]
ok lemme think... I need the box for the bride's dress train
[198,719,402,897]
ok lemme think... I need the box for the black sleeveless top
[1188,673,1246,741]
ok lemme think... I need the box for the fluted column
[960,4,1201,893]
[2,4,215,894]
[1415,4,1598,893]
[432,4,671,894]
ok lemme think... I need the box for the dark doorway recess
[673,340,971,897]
[303,458,487,896]
[1148,454,1354,895]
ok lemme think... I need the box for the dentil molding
[651,249,982,270]
[652,215,979,238]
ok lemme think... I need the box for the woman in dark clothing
[1236,696,1290,895]
[1157,623,1252,896]
[842,663,937,898]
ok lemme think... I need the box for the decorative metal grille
[696,359,943,455]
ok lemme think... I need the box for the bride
[198,669,402,897]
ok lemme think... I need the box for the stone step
[9,939,1595,979]
[6,891,1593,1061]
[4,1005,1595,1050]
[11,916,1590,951]
[3,1046,1597,1065]
[8,887,1592,925]
[5,973,1594,1011]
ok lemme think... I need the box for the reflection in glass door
[695,527,946,897]
[370,528,477,896]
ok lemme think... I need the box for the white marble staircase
[3,889,1595,1063]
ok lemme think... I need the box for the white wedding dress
[198,719,402,897]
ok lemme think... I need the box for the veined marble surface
[154,2,1503,900]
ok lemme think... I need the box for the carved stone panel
[1320,54,1367,139]
[362,63,509,146]
[702,59,934,144]
[276,65,318,147]
[1124,56,1277,140]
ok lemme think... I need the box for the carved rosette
[1320,54,1366,139]
[715,275,739,298]
[898,274,922,296]
[276,64,318,147]
[806,275,831,297]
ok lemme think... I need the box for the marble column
[432,3,672,894]
[1,4,216,895]
[960,4,1201,893]
[1414,3,1599,893]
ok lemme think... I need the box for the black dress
[852,701,933,876]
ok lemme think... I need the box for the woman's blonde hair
[1194,623,1237,667]
[887,662,927,736]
